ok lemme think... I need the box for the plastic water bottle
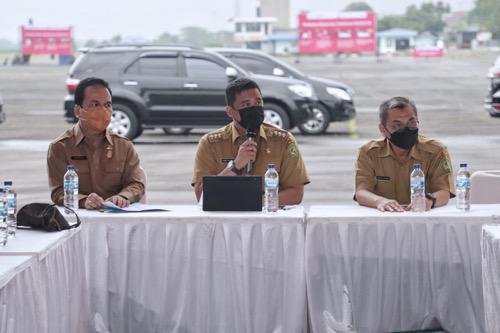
[4,181,17,238]
[264,164,279,212]
[63,165,79,214]
[0,189,8,246]
[410,163,426,212]
[456,163,471,211]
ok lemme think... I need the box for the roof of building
[377,28,418,38]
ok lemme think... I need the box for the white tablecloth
[482,222,500,333]
[0,229,91,333]
[78,206,306,333]
[306,204,500,333]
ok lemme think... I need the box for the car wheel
[264,103,290,129]
[298,104,331,135]
[108,103,140,139]
[162,128,192,135]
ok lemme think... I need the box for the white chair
[470,170,500,204]
[138,166,147,204]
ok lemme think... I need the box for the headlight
[326,87,352,101]
[288,84,313,98]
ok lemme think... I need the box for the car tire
[163,128,192,135]
[109,103,141,140]
[264,103,290,129]
[298,104,331,135]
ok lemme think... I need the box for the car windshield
[262,53,306,78]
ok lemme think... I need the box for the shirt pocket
[375,175,394,198]
[104,162,125,188]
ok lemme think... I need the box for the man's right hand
[84,192,105,210]
[234,139,257,170]
[375,198,405,212]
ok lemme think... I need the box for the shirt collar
[74,122,114,146]
[377,137,423,160]
[231,122,267,143]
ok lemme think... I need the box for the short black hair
[379,96,418,125]
[74,77,112,106]
[225,78,261,107]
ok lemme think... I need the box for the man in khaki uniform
[192,78,309,206]
[355,97,454,212]
[47,77,144,209]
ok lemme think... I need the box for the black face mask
[238,106,264,132]
[388,126,418,150]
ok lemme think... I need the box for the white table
[0,229,91,333]
[77,205,306,333]
[306,204,500,333]
[482,222,500,333]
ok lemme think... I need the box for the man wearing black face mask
[354,97,455,212]
[192,78,310,206]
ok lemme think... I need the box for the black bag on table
[17,203,81,232]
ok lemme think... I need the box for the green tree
[84,39,98,47]
[110,34,122,44]
[179,26,218,47]
[154,32,179,44]
[403,2,451,34]
[343,2,374,12]
[469,0,500,38]
[377,15,402,31]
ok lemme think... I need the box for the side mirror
[273,67,285,76]
[225,67,238,79]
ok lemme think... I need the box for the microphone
[245,130,256,175]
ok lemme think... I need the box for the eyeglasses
[388,119,419,132]
[85,101,113,110]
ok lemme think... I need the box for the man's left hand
[106,195,130,208]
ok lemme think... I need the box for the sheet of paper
[102,202,170,213]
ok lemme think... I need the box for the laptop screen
[202,176,263,211]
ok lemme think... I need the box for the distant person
[47,77,144,209]
[354,97,455,211]
[192,78,309,207]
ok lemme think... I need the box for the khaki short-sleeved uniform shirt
[355,135,455,205]
[192,122,310,189]
[47,124,145,207]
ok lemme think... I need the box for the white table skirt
[78,206,307,333]
[306,204,500,333]
[0,229,91,333]
[482,222,500,333]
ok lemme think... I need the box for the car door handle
[183,83,198,88]
[123,80,138,86]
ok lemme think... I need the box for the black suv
[0,94,5,124]
[64,45,316,139]
[485,55,500,117]
[212,48,356,134]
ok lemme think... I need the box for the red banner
[298,12,376,54]
[21,27,73,55]
[412,47,444,58]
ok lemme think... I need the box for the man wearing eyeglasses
[354,97,455,212]
[47,77,145,209]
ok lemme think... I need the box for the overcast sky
[0,0,475,41]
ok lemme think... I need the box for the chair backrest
[138,166,147,204]
[470,170,500,204]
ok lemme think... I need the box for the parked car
[64,45,316,139]
[0,94,5,124]
[485,55,500,117]
[211,48,356,134]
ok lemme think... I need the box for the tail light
[66,77,80,94]
[494,105,500,111]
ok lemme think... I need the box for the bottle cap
[268,163,275,169]
[67,164,75,170]
[413,163,421,169]
[460,163,467,168]
[3,181,12,186]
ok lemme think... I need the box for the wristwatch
[227,160,243,175]
[425,192,437,209]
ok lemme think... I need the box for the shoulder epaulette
[207,126,230,143]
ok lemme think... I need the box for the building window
[246,23,261,33]
[236,23,243,33]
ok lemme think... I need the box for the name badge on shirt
[221,158,233,163]
[376,176,391,181]
[71,155,87,160]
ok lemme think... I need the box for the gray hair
[379,97,418,125]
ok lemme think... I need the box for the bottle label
[265,178,279,189]
[64,180,78,190]
[411,177,424,190]
[456,178,470,189]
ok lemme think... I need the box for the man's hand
[84,193,105,210]
[375,198,405,212]
[106,195,130,208]
[234,139,257,170]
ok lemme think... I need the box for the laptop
[202,176,262,211]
